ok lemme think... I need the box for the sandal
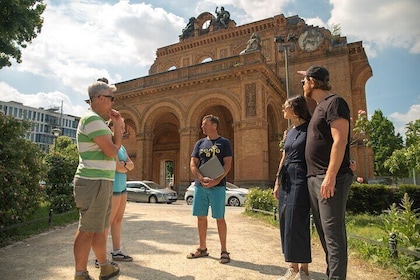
[219,251,230,264]
[186,248,209,259]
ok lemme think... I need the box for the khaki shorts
[73,177,113,232]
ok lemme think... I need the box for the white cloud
[329,0,420,57]
[389,103,420,137]
[0,82,87,117]
[196,0,291,23]
[16,1,185,95]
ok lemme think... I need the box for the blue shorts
[192,184,226,219]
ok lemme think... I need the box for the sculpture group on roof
[179,6,232,40]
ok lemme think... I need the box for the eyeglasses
[100,95,115,102]
[282,104,291,111]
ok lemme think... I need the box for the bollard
[48,208,53,225]
[273,207,277,221]
[387,232,398,259]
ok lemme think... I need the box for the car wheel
[185,196,194,205]
[227,196,240,207]
[149,195,158,203]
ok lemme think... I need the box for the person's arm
[321,118,349,198]
[273,149,286,200]
[93,110,124,158]
[124,153,134,171]
[190,156,204,181]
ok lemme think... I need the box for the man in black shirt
[299,65,353,280]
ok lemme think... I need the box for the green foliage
[381,193,420,279]
[369,110,403,176]
[244,187,277,212]
[405,120,420,148]
[44,136,78,213]
[0,0,46,68]
[0,114,46,228]
[384,149,411,180]
[347,183,420,214]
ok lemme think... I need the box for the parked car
[126,180,178,203]
[184,182,248,207]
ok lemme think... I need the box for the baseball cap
[297,65,329,82]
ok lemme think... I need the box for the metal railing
[250,206,420,258]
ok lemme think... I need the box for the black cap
[297,65,329,82]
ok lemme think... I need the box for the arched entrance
[151,112,180,191]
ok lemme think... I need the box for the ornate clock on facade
[298,28,323,51]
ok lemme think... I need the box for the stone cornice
[114,52,283,101]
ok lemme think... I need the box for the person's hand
[273,184,280,200]
[200,177,219,188]
[350,159,356,171]
[109,109,122,124]
[321,174,336,199]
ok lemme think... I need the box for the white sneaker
[293,268,310,280]
[278,267,298,280]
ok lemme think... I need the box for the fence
[0,209,77,233]
[250,207,420,259]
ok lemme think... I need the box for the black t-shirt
[191,136,233,186]
[305,94,352,176]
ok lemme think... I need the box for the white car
[184,182,248,207]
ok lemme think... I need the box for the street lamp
[274,33,298,102]
[52,127,61,152]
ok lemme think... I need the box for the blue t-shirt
[191,136,233,186]
[113,146,128,193]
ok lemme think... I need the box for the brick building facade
[113,11,373,193]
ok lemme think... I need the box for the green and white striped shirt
[74,110,116,181]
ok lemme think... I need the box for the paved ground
[1,202,397,280]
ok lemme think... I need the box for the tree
[369,110,403,176]
[44,136,78,213]
[383,119,420,184]
[0,113,46,227]
[0,0,46,68]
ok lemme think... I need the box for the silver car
[184,182,248,207]
[126,180,178,203]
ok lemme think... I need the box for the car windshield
[227,183,238,189]
[146,182,164,189]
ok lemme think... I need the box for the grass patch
[0,201,78,247]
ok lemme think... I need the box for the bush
[244,187,277,212]
[347,183,420,214]
[0,114,46,228]
[44,151,77,213]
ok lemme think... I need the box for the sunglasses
[100,95,115,102]
[301,76,311,86]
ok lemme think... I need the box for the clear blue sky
[0,0,419,137]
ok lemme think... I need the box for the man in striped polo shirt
[73,81,123,280]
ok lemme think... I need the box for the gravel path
[1,202,397,280]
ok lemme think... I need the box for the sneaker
[293,268,310,280]
[94,259,118,268]
[278,267,298,280]
[74,271,94,280]
[99,262,120,280]
[111,251,133,262]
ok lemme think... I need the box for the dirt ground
[1,202,399,280]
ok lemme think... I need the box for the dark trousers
[308,173,352,280]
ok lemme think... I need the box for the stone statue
[179,17,196,40]
[215,6,230,28]
[244,32,262,53]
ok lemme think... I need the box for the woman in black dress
[274,95,311,280]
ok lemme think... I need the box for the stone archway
[151,112,180,190]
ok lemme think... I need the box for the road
[1,201,396,279]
